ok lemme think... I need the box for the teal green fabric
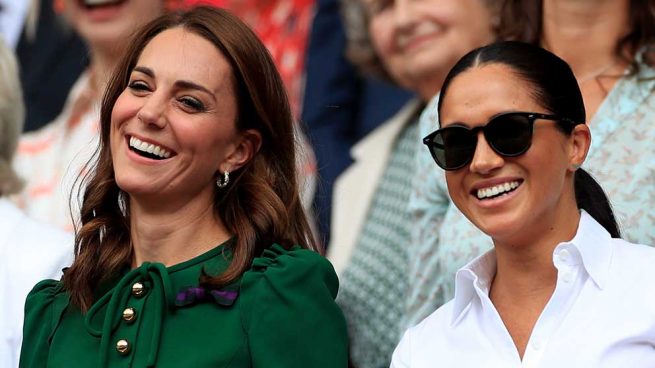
[19,242,348,367]
[337,118,419,368]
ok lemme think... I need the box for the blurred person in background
[12,0,88,132]
[406,0,655,329]
[301,0,413,245]
[327,0,496,366]
[0,0,88,132]
[13,0,168,232]
[0,38,73,368]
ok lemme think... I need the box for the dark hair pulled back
[438,41,621,238]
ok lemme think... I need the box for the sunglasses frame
[423,112,579,171]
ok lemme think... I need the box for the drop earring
[216,171,230,188]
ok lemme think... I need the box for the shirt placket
[521,245,586,368]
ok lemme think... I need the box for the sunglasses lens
[486,114,533,156]
[430,127,477,170]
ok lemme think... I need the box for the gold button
[122,307,136,323]
[131,282,145,297]
[116,339,130,355]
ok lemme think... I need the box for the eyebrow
[132,66,214,96]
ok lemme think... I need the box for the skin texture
[366,0,494,100]
[439,63,591,358]
[440,63,586,248]
[63,0,165,53]
[109,28,261,266]
[61,0,166,98]
[542,0,630,119]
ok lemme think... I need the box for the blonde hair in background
[0,38,25,196]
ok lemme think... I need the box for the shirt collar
[451,249,496,326]
[450,211,613,325]
[560,210,613,290]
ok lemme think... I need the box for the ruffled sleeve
[240,244,348,367]
[19,279,68,368]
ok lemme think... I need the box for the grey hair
[0,38,25,196]
[340,0,391,81]
[340,0,501,82]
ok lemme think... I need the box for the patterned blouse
[404,58,655,329]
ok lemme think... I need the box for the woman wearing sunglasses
[391,41,655,367]
[404,0,655,330]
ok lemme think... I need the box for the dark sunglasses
[423,112,580,171]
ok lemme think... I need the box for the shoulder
[601,238,655,311]
[392,300,455,366]
[20,279,70,367]
[239,244,348,366]
[242,243,339,299]
[24,279,68,315]
[404,299,455,343]
[608,238,655,276]
[23,279,69,334]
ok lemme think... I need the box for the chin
[468,211,524,241]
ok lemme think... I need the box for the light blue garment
[404,60,655,329]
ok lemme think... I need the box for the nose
[136,93,167,129]
[468,132,504,174]
[393,0,415,31]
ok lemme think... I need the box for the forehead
[135,28,233,91]
[440,64,544,127]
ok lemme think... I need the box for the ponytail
[574,168,621,238]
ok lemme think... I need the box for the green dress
[19,241,348,367]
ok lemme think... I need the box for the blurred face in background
[366,0,494,100]
[62,0,165,53]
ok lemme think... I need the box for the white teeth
[129,136,171,159]
[83,0,122,6]
[476,181,520,199]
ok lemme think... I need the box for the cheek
[445,171,467,206]
[111,92,139,127]
[137,0,165,15]
[448,2,493,42]
[369,18,394,59]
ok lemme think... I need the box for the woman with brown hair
[19,7,347,368]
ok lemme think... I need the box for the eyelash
[178,96,205,112]
[128,80,206,112]
[128,80,150,92]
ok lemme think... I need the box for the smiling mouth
[80,0,126,9]
[474,180,522,200]
[128,136,173,160]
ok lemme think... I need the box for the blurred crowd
[1,0,655,367]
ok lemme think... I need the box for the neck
[542,0,630,78]
[491,239,558,300]
[490,195,581,301]
[129,193,231,267]
[88,45,121,94]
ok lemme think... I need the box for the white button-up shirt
[0,199,73,368]
[391,211,655,367]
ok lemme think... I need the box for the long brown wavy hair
[63,6,317,311]
[497,0,655,75]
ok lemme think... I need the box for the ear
[567,124,591,172]
[218,129,262,173]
